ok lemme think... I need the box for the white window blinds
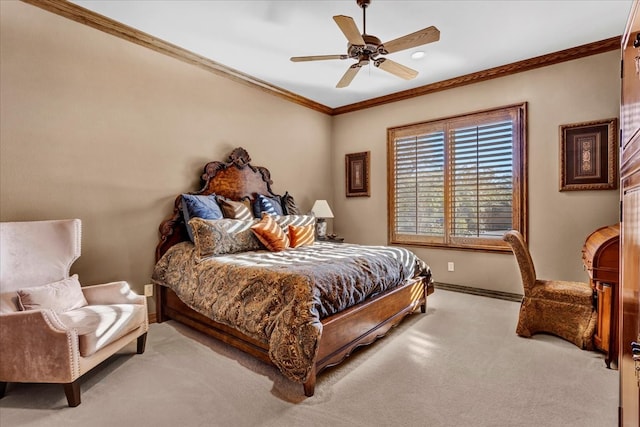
[393,131,445,237]
[451,120,514,238]
[387,103,527,251]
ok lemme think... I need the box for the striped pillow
[271,214,316,231]
[251,214,289,252]
[217,198,254,220]
[253,194,284,217]
[288,224,315,248]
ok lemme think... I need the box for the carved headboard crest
[201,147,273,191]
[229,147,251,166]
[155,147,279,261]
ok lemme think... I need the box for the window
[387,103,527,251]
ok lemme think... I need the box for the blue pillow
[181,194,223,241]
[252,194,284,217]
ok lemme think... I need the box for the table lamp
[311,200,334,238]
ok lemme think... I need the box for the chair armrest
[82,281,145,305]
[0,310,80,383]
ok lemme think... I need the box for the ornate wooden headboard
[155,147,279,261]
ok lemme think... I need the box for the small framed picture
[559,118,618,191]
[345,151,370,197]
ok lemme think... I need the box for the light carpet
[0,290,618,427]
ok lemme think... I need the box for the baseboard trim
[434,282,523,302]
[148,312,157,324]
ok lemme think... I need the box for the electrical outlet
[447,262,455,272]
[144,284,154,297]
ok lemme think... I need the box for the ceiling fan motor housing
[348,34,382,61]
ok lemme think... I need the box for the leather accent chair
[503,230,596,350]
[0,219,148,407]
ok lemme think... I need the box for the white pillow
[17,274,88,312]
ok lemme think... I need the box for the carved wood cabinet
[582,224,620,366]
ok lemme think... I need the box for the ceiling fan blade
[290,54,349,62]
[375,58,418,80]
[381,26,440,54]
[336,64,362,88]
[333,15,365,46]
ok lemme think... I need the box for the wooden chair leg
[0,382,7,399]
[63,380,81,407]
[137,332,147,354]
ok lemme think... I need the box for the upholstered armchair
[0,219,148,407]
[503,230,596,350]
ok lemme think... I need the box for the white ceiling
[71,0,632,109]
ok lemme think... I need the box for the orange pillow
[251,214,289,251]
[289,224,315,248]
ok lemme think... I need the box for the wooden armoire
[619,0,640,425]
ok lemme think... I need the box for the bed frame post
[422,279,434,313]
[155,285,166,323]
[303,370,317,397]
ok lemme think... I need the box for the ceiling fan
[290,0,440,88]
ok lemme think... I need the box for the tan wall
[331,51,620,294]
[0,2,333,311]
[1,2,621,302]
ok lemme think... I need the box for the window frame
[387,103,528,252]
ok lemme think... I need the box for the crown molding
[23,1,619,117]
[331,36,620,115]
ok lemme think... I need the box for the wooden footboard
[156,276,433,396]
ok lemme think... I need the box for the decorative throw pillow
[190,217,262,259]
[289,224,315,248]
[217,198,254,221]
[17,274,88,312]
[281,192,301,215]
[271,214,316,233]
[250,214,289,252]
[181,194,224,241]
[252,194,284,218]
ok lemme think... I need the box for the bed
[152,147,433,396]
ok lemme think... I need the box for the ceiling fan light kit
[290,0,440,88]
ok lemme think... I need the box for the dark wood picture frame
[345,151,370,197]
[559,118,618,191]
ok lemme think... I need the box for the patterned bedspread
[152,241,431,383]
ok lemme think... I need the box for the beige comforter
[152,241,431,383]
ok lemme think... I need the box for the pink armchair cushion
[16,274,88,312]
[57,304,147,357]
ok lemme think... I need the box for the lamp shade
[311,200,334,219]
